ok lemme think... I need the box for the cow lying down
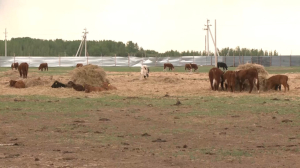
[84,82,117,93]
[9,80,25,88]
[67,81,85,91]
[51,81,66,88]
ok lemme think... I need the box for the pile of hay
[235,63,269,91]
[25,77,51,87]
[69,64,107,86]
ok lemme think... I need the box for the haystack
[235,63,269,91]
[69,64,107,86]
[25,77,51,87]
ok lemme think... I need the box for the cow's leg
[239,81,243,92]
[19,70,22,77]
[248,79,254,93]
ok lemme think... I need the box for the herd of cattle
[144,62,289,93]
[8,62,290,94]
[9,62,117,93]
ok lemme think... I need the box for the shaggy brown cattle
[190,63,198,71]
[223,71,236,92]
[235,68,259,93]
[266,75,289,91]
[67,81,85,91]
[11,62,19,70]
[9,80,25,88]
[18,62,29,78]
[38,63,48,71]
[208,67,224,91]
[84,84,106,93]
[163,63,174,71]
[185,64,192,71]
[76,63,83,68]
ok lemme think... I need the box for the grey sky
[1,0,300,55]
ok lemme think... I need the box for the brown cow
[190,63,198,71]
[223,71,236,92]
[163,63,175,71]
[266,75,289,92]
[18,62,29,78]
[76,63,83,68]
[235,68,259,93]
[38,63,48,71]
[9,80,25,88]
[185,64,192,71]
[208,67,224,91]
[102,82,117,90]
[11,62,19,70]
[67,81,85,91]
[84,84,106,93]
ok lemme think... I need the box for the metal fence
[0,55,299,67]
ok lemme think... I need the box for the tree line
[0,37,279,57]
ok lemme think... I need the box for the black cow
[51,81,66,88]
[217,62,228,70]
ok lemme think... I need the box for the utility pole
[203,19,211,57]
[75,28,89,57]
[4,28,7,57]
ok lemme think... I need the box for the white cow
[140,65,149,80]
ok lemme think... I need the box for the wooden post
[280,55,281,67]
[270,56,271,67]
[128,53,130,67]
[211,56,212,65]
[115,54,116,66]
[233,53,235,67]
[87,55,89,65]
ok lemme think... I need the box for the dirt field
[1,69,300,167]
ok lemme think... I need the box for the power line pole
[75,28,89,57]
[4,28,7,57]
[203,19,211,57]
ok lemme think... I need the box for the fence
[0,55,299,67]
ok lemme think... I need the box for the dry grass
[69,64,107,86]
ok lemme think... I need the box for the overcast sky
[1,0,300,55]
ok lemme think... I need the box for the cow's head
[9,80,17,87]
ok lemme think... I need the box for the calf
[76,63,83,68]
[67,81,85,91]
[266,75,289,92]
[140,65,150,79]
[190,63,198,71]
[217,62,228,70]
[38,63,48,71]
[223,70,236,92]
[18,62,29,78]
[163,63,174,71]
[51,81,66,88]
[185,64,192,71]
[11,62,19,70]
[9,80,25,88]
[235,68,259,93]
[84,84,106,93]
[208,67,224,91]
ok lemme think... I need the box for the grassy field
[1,66,300,167]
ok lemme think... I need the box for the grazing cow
[84,84,106,93]
[38,63,48,71]
[217,62,228,70]
[140,65,150,79]
[266,75,289,92]
[208,67,224,91]
[76,63,83,68]
[67,81,85,91]
[51,81,66,88]
[223,71,236,92]
[235,68,259,93]
[9,80,25,88]
[190,63,198,71]
[11,62,19,70]
[185,64,192,71]
[163,63,175,71]
[18,62,29,78]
